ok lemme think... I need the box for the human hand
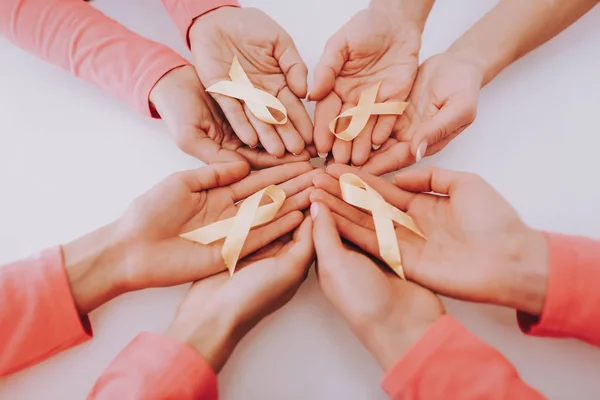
[150,65,310,169]
[165,216,315,371]
[312,164,549,315]
[188,7,312,158]
[310,3,421,166]
[362,52,484,175]
[310,201,444,370]
[64,161,322,314]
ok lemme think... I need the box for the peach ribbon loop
[339,173,424,280]
[179,185,286,276]
[205,56,288,125]
[329,82,409,141]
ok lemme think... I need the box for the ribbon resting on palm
[339,173,425,280]
[180,185,286,276]
[206,56,288,125]
[330,83,409,141]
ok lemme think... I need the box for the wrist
[369,0,434,31]
[165,303,239,373]
[149,64,194,117]
[499,229,549,315]
[442,47,487,89]
[63,222,129,315]
[188,6,238,50]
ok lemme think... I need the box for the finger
[312,173,342,198]
[311,202,346,267]
[314,92,342,157]
[332,213,379,258]
[331,102,354,164]
[351,115,377,166]
[277,186,314,217]
[244,104,286,158]
[326,164,416,211]
[310,188,374,231]
[360,141,414,176]
[176,130,247,165]
[393,166,470,195]
[410,101,476,157]
[272,92,306,154]
[276,216,315,281]
[371,115,398,147]
[310,33,346,101]
[276,168,324,200]
[279,87,313,146]
[177,161,250,192]
[210,95,259,148]
[277,41,309,98]
[236,147,310,170]
[229,162,313,201]
[241,211,304,259]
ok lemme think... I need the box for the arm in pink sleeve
[0,247,92,377]
[382,315,544,399]
[161,0,240,44]
[89,332,218,400]
[0,0,189,116]
[518,233,600,346]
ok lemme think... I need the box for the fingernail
[310,202,319,220]
[306,90,312,102]
[292,153,299,156]
[318,152,328,159]
[372,144,381,150]
[249,144,257,149]
[416,142,428,162]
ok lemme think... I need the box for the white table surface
[1,1,600,399]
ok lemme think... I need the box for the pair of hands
[150,4,485,175]
[309,164,549,368]
[64,161,321,371]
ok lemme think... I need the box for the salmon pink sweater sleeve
[0,0,189,117]
[382,232,600,399]
[161,0,240,43]
[0,247,218,398]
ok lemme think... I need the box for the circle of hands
[116,4,546,372]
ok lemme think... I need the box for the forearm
[369,0,435,31]
[448,0,599,85]
[0,0,188,116]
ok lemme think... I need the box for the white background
[1,0,600,399]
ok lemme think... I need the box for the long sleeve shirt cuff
[162,0,241,45]
[517,232,600,347]
[0,246,92,377]
[89,332,218,399]
[382,315,542,399]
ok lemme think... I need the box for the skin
[310,201,444,370]
[312,164,550,316]
[63,161,323,314]
[188,7,313,158]
[365,0,600,175]
[150,65,311,169]
[310,0,432,166]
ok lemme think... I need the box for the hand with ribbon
[150,65,309,169]
[189,7,313,159]
[165,216,315,372]
[63,161,321,314]
[361,53,484,175]
[310,200,444,370]
[310,2,425,166]
[311,164,549,316]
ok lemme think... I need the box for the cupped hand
[150,65,310,169]
[310,201,444,370]
[189,7,313,158]
[114,161,321,293]
[311,4,421,166]
[312,164,549,315]
[166,216,315,371]
[362,52,484,175]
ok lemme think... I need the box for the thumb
[180,161,250,192]
[309,34,347,101]
[410,101,476,158]
[311,202,345,266]
[277,40,309,98]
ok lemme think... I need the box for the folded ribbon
[180,185,286,276]
[339,173,424,280]
[206,56,288,125]
[330,83,409,141]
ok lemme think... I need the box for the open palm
[189,7,312,158]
